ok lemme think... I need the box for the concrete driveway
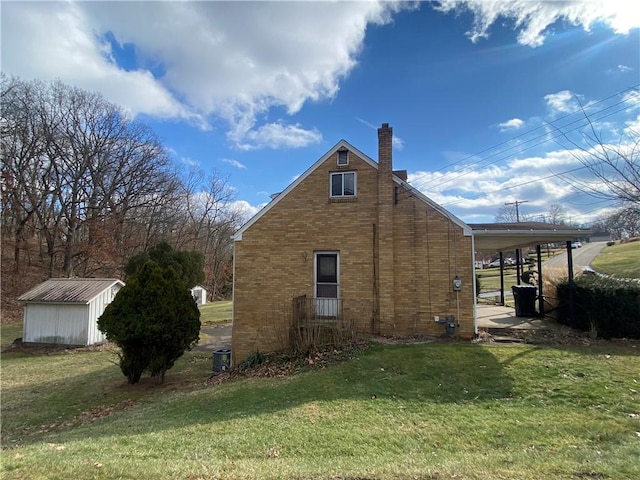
[543,241,607,269]
[195,323,232,352]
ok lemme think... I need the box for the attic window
[337,149,349,166]
[330,171,356,198]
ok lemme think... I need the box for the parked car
[487,258,514,268]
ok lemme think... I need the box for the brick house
[231,124,476,363]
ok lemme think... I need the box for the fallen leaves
[206,343,370,386]
[18,399,136,437]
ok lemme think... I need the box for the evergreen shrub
[556,275,640,338]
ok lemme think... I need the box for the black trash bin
[512,285,537,317]
[213,348,231,372]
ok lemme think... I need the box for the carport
[470,222,590,332]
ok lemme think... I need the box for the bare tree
[547,203,567,225]
[494,204,531,223]
[595,206,640,239]
[1,77,61,273]
[178,167,241,299]
[554,95,640,206]
[1,77,182,277]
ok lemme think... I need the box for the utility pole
[505,200,529,222]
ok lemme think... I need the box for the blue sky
[2,1,639,225]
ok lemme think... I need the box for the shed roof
[18,278,124,304]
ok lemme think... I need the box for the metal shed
[18,278,124,346]
[191,285,207,306]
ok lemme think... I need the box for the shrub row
[556,275,640,338]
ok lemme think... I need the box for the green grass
[1,322,23,349]
[2,340,639,479]
[199,300,232,326]
[477,268,521,294]
[591,239,640,279]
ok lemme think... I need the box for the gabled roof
[233,139,472,241]
[18,278,124,304]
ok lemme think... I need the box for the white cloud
[618,64,633,73]
[622,90,640,109]
[1,2,207,127]
[544,90,578,114]
[1,1,412,149]
[405,144,606,221]
[228,200,266,224]
[498,118,525,131]
[624,114,640,135]
[181,157,200,167]
[434,0,639,47]
[392,135,405,151]
[233,122,323,151]
[221,158,247,170]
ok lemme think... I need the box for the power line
[410,84,640,191]
[440,165,588,207]
[418,83,640,178]
[413,97,639,193]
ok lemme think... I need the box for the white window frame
[337,149,349,166]
[330,171,357,198]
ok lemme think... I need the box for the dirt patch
[372,334,437,345]
[2,341,116,355]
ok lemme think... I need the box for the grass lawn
[476,268,521,294]
[591,240,640,279]
[199,300,232,326]
[1,322,23,349]
[2,339,639,479]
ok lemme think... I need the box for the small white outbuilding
[191,285,207,306]
[18,278,124,346]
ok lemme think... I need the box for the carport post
[499,252,505,305]
[536,244,544,317]
[515,249,522,285]
[566,240,575,328]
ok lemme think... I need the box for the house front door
[314,252,339,317]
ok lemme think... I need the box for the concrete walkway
[476,304,560,331]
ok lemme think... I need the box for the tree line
[1,76,241,299]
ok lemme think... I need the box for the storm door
[314,252,339,317]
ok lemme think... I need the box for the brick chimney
[376,123,395,333]
[378,123,393,174]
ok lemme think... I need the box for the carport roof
[469,222,590,251]
[18,278,124,304]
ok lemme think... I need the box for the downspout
[472,233,478,335]
[231,239,237,366]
